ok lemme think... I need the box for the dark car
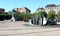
[46,19,57,25]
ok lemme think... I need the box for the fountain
[29,15,47,26]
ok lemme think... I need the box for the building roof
[13,7,31,13]
[0,8,5,10]
[24,7,31,12]
[45,4,57,8]
[37,7,44,10]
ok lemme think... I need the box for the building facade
[37,4,60,14]
[37,7,45,12]
[0,8,5,14]
[14,7,31,13]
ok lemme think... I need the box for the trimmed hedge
[4,14,12,20]
[0,13,32,21]
[16,14,23,21]
[0,14,12,20]
[0,14,5,20]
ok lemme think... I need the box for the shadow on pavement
[23,24,60,28]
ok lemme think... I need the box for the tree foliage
[30,11,47,18]
[47,10,55,19]
[57,10,60,19]
[38,11,47,17]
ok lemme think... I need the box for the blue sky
[0,0,60,12]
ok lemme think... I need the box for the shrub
[4,14,12,20]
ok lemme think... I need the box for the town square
[0,0,60,36]
[0,20,60,36]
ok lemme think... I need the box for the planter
[24,18,29,22]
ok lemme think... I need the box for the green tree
[15,11,20,14]
[30,11,47,19]
[37,11,47,18]
[47,10,55,19]
[57,10,60,19]
[7,11,13,15]
[16,12,31,21]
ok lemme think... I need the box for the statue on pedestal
[11,14,16,22]
[11,9,16,22]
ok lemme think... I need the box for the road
[0,20,60,36]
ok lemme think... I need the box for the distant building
[37,4,60,14]
[13,7,31,13]
[45,4,57,14]
[37,7,45,12]
[0,8,5,14]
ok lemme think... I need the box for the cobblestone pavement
[0,20,60,36]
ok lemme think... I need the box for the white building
[13,7,31,13]
[37,4,60,14]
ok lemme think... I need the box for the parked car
[57,19,60,22]
[46,19,57,25]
